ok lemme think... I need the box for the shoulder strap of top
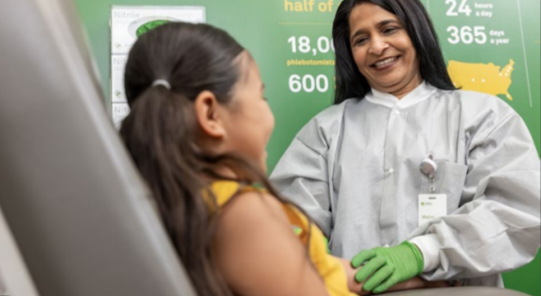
[208,180,265,208]
[207,180,312,244]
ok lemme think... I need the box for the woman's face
[348,3,422,97]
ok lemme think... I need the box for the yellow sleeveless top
[208,181,356,296]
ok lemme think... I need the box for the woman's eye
[355,37,368,46]
[383,27,398,34]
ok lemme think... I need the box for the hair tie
[152,79,171,90]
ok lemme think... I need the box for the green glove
[323,236,331,254]
[351,241,424,294]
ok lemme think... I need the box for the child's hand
[337,257,451,295]
[337,258,370,295]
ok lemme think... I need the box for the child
[120,22,446,296]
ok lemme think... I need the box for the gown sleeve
[410,95,540,280]
[270,116,337,237]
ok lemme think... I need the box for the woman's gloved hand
[351,241,424,294]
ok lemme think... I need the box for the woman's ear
[194,90,227,139]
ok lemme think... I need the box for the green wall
[73,0,540,295]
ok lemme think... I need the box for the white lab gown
[270,82,540,286]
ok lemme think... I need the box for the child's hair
[119,22,312,296]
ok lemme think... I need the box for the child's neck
[214,165,237,179]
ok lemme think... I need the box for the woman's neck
[374,74,423,100]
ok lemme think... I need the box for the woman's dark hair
[332,0,456,104]
[120,22,306,296]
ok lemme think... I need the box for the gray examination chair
[0,0,530,295]
[0,0,196,295]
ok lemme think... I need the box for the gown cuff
[409,234,441,272]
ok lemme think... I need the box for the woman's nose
[368,37,389,55]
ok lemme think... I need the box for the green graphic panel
[422,0,540,155]
[74,0,540,294]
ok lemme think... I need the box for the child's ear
[194,90,227,138]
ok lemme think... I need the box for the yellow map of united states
[447,59,515,101]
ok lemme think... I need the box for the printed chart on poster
[110,6,206,127]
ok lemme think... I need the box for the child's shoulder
[209,181,287,219]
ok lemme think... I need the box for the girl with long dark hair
[120,21,340,296]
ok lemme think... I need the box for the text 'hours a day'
[444,0,508,45]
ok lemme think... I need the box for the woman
[119,21,446,296]
[270,0,540,293]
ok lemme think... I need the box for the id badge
[418,194,447,226]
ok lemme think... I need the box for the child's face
[218,54,275,172]
[194,52,274,173]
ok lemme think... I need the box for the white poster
[110,6,206,127]
[112,102,130,129]
[111,6,206,54]
[111,55,128,103]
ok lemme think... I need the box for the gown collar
[365,81,437,109]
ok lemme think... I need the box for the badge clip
[420,155,437,193]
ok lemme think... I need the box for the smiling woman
[331,0,456,104]
[271,0,540,294]
[347,3,421,98]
